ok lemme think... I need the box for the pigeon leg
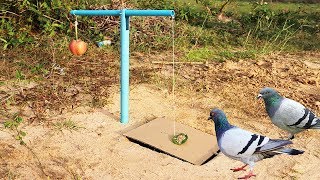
[238,170,256,179]
[230,164,247,172]
[288,133,294,140]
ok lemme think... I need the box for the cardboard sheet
[124,118,219,165]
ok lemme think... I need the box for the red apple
[69,39,88,56]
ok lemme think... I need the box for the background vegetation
[1,0,319,60]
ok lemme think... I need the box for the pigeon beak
[208,112,214,120]
[257,94,262,99]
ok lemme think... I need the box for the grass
[54,120,83,131]
[185,48,215,62]
[128,0,318,62]
[2,0,319,64]
[221,50,257,60]
[1,1,319,80]
[175,0,320,15]
[183,48,257,62]
[205,2,317,57]
[224,1,320,16]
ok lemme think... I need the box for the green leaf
[15,116,23,123]
[20,131,27,137]
[15,70,25,80]
[52,23,62,28]
[41,2,49,9]
[15,135,21,140]
[4,121,13,128]
[0,38,7,43]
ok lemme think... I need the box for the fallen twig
[151,61,207,65]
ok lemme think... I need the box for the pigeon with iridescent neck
[258,87,320,139]
[208,108,304,179]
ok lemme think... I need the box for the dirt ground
[0,52,320,179]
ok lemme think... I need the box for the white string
[171,16,176,136]
[75,16,78,40]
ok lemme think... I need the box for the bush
[0,0,96,49]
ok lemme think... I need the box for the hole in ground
[126,137,220,165]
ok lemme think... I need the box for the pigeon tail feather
[256,139,292,152]
[310,119,320,129]
[276,148,304,155]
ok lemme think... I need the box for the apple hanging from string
[69,18,87,56]
[69,39,87,56]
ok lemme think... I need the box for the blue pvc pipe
[70,9,174,17]
[70,10,121,16]
[69,9,174,124]
[120,9,130,124]
[125,10,174,17]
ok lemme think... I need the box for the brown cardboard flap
[124,118,219,165]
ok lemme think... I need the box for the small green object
[172,133,188,145]
[20,131,27,137]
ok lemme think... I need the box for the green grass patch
[185,48,215,62]
[54,120,83,131]
[218,50,257,61]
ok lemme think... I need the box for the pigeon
[208,108,304,179]
[258,87,320,139]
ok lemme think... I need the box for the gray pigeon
[208,108,304,179]
[258,87,320,139]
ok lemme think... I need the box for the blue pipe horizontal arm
[70,9,174,17]
[70,10,121,16]
[125,10,174,17]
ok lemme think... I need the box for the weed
[30,64,49,76]
[3,114,48,177]
[15,70,25,80]
[54,120,83,131]
[4,115,26,145]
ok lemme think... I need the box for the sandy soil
[0,52,319,179]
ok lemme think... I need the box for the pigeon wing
[219,127,269,158]
[255,139,292,153]
[276,98,319,129]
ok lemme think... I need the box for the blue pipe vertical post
[120,9,130,124]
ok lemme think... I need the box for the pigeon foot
[238,170,256,179]
[230,164,247,172]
